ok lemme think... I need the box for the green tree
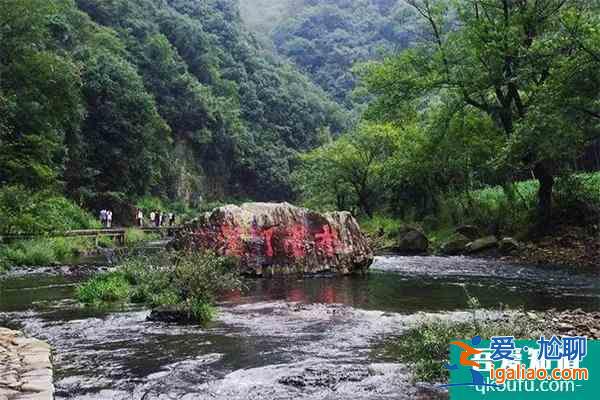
[0,0,83,190]
[296,122,399,216]
[362,0,600,226]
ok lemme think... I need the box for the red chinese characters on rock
[176,203,374,275]
[315,225,339,257]
[284,224,308,258]
[262,227,277,258]
[251,223,339,260]
[220,224,244,257]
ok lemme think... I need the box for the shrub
[77,252,242,324]
[0,240,56,266]
[437,172,600,236]
[554,173,600,224]
[173,252,241,304]
[0,237,97,268]
[189,298,215,323]
[379,314,544,383]
[76,272,131,303]
[0,185,99,235]
[135,196,165,215]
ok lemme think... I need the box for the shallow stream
[1,256,599,399]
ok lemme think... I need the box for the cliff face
[174,203,373,275]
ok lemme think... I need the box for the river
[1,256,599,399]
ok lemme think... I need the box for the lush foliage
[296,0,600,235]
[243,0,417,108]
[0,186,98,234]
[0,0,348,213]
[0,237,97,268]
[77,252,242,324]
[380,314,542,383]
[76,272,131,303]
[359,0,600,224]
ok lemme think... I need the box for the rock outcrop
[174,203,373,275]
[440,234,470,255]
[395,227,429,254]
[0,328,53,400]
[466,236,499,253]
[454,225,482,240]
[499,237,520,254]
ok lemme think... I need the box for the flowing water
[1,256,599,399]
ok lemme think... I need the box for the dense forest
[1,0,600,244]
[0,0,348,219]
[240,0,418,108]
[292,0,600,241]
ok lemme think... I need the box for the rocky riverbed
[0,328,54,400]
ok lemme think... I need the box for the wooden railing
[0,226,182,246]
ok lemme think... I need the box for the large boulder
[395,227,429,254]
[466,236,499,253]
[455,225,482,240]
[173,203,373,275]
[499,237,520,254]
[440,234,470,255]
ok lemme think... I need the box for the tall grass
[76,272,131,303]
[438,172,600,235]
[0,237,99,267]
[125,228,159,245]
[77,252,242,324]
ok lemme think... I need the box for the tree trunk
[358,192,373,218]
[533,162,554,229]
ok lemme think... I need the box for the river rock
[440,234,470,255]
[0,328,54,400]
[173,203,373,275]
[499,237,520,254]
[465,236,499,253]
[455,225,481,240]
[395,227,429,254]
[147,306,196,324]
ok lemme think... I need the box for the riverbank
[0,228,163,273]
[380,308,600,384]
[500,226,599,270]
[363,218,599,271]
[0,328,54,400]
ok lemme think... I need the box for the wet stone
[0,328,53,400]
[279,366,371,388]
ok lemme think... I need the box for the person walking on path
[107,210,113,228]
[137,209,144,227]
[168,212,175,226]
[150,211,156,227]
[155,210,161,227]
[100,209,107,228]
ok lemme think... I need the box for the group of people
[136,209,176,228]
[99,209,114,228]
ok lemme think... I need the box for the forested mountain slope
[239,0,418,108]
[0,0,347,208]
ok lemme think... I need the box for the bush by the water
[76,272,131,303]
[0,186,99,235]
[0,237,99,268]
[379,312,545,383]
[76,252,242,324]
